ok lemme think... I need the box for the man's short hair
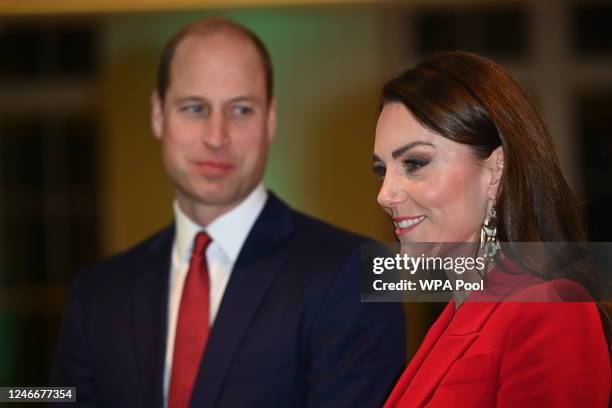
[156,18,274,104]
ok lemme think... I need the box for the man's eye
[181,104,204,114]
[231,105,254,116]
[403,159,429,173]
[372,164,386,178]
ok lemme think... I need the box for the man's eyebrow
[373,153,383,162]
[227,96,263,105]
[391,141,434,159]
[172,96,206,105]
[170,95,264,107]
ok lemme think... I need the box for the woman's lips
[393,215,426,236]
[193,160,235,177]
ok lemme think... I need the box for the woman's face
[374,103,500,244]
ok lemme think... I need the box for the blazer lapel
[130,226,174,408]
[405,301,500,407]
[190,194,294,408]
[385,302,455,408]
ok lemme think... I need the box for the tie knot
[192,231,212,256]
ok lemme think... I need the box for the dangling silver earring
[480,200,500,259]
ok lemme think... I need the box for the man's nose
[377,173,407,211]
[203,112,229,149]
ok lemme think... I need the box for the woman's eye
[372,164,386,178]
[403,158,429,173]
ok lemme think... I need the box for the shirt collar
[173,183,268,263]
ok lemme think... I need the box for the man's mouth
[193,160,235,177]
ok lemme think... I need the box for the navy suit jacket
[52,193,406,407]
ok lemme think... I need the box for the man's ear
[485,146,504,199]
[151,90,164,140]
[266,97,277,143]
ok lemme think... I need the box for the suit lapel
[406,301,500,407]
[385,302,455,408]
[130,226,174,408]
[190,194,294,408]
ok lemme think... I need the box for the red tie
[169,231,212,408]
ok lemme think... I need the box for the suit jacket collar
[394,262,532,406]
[385,302,454,408]
[173,183,268,264]
[190,192,294,408]
[385,300,501,408]
[130,225,175,408]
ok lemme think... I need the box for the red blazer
[384,278,611,407]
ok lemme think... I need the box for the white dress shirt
[163,184,268,406]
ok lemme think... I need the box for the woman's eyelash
[372,164,386,178]
[371,159,428,178]
[403,158,429,172]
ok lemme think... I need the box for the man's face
[152,32,276,218]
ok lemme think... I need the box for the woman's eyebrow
[391,141,435,159]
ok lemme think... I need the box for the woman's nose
[377,173,407,210]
